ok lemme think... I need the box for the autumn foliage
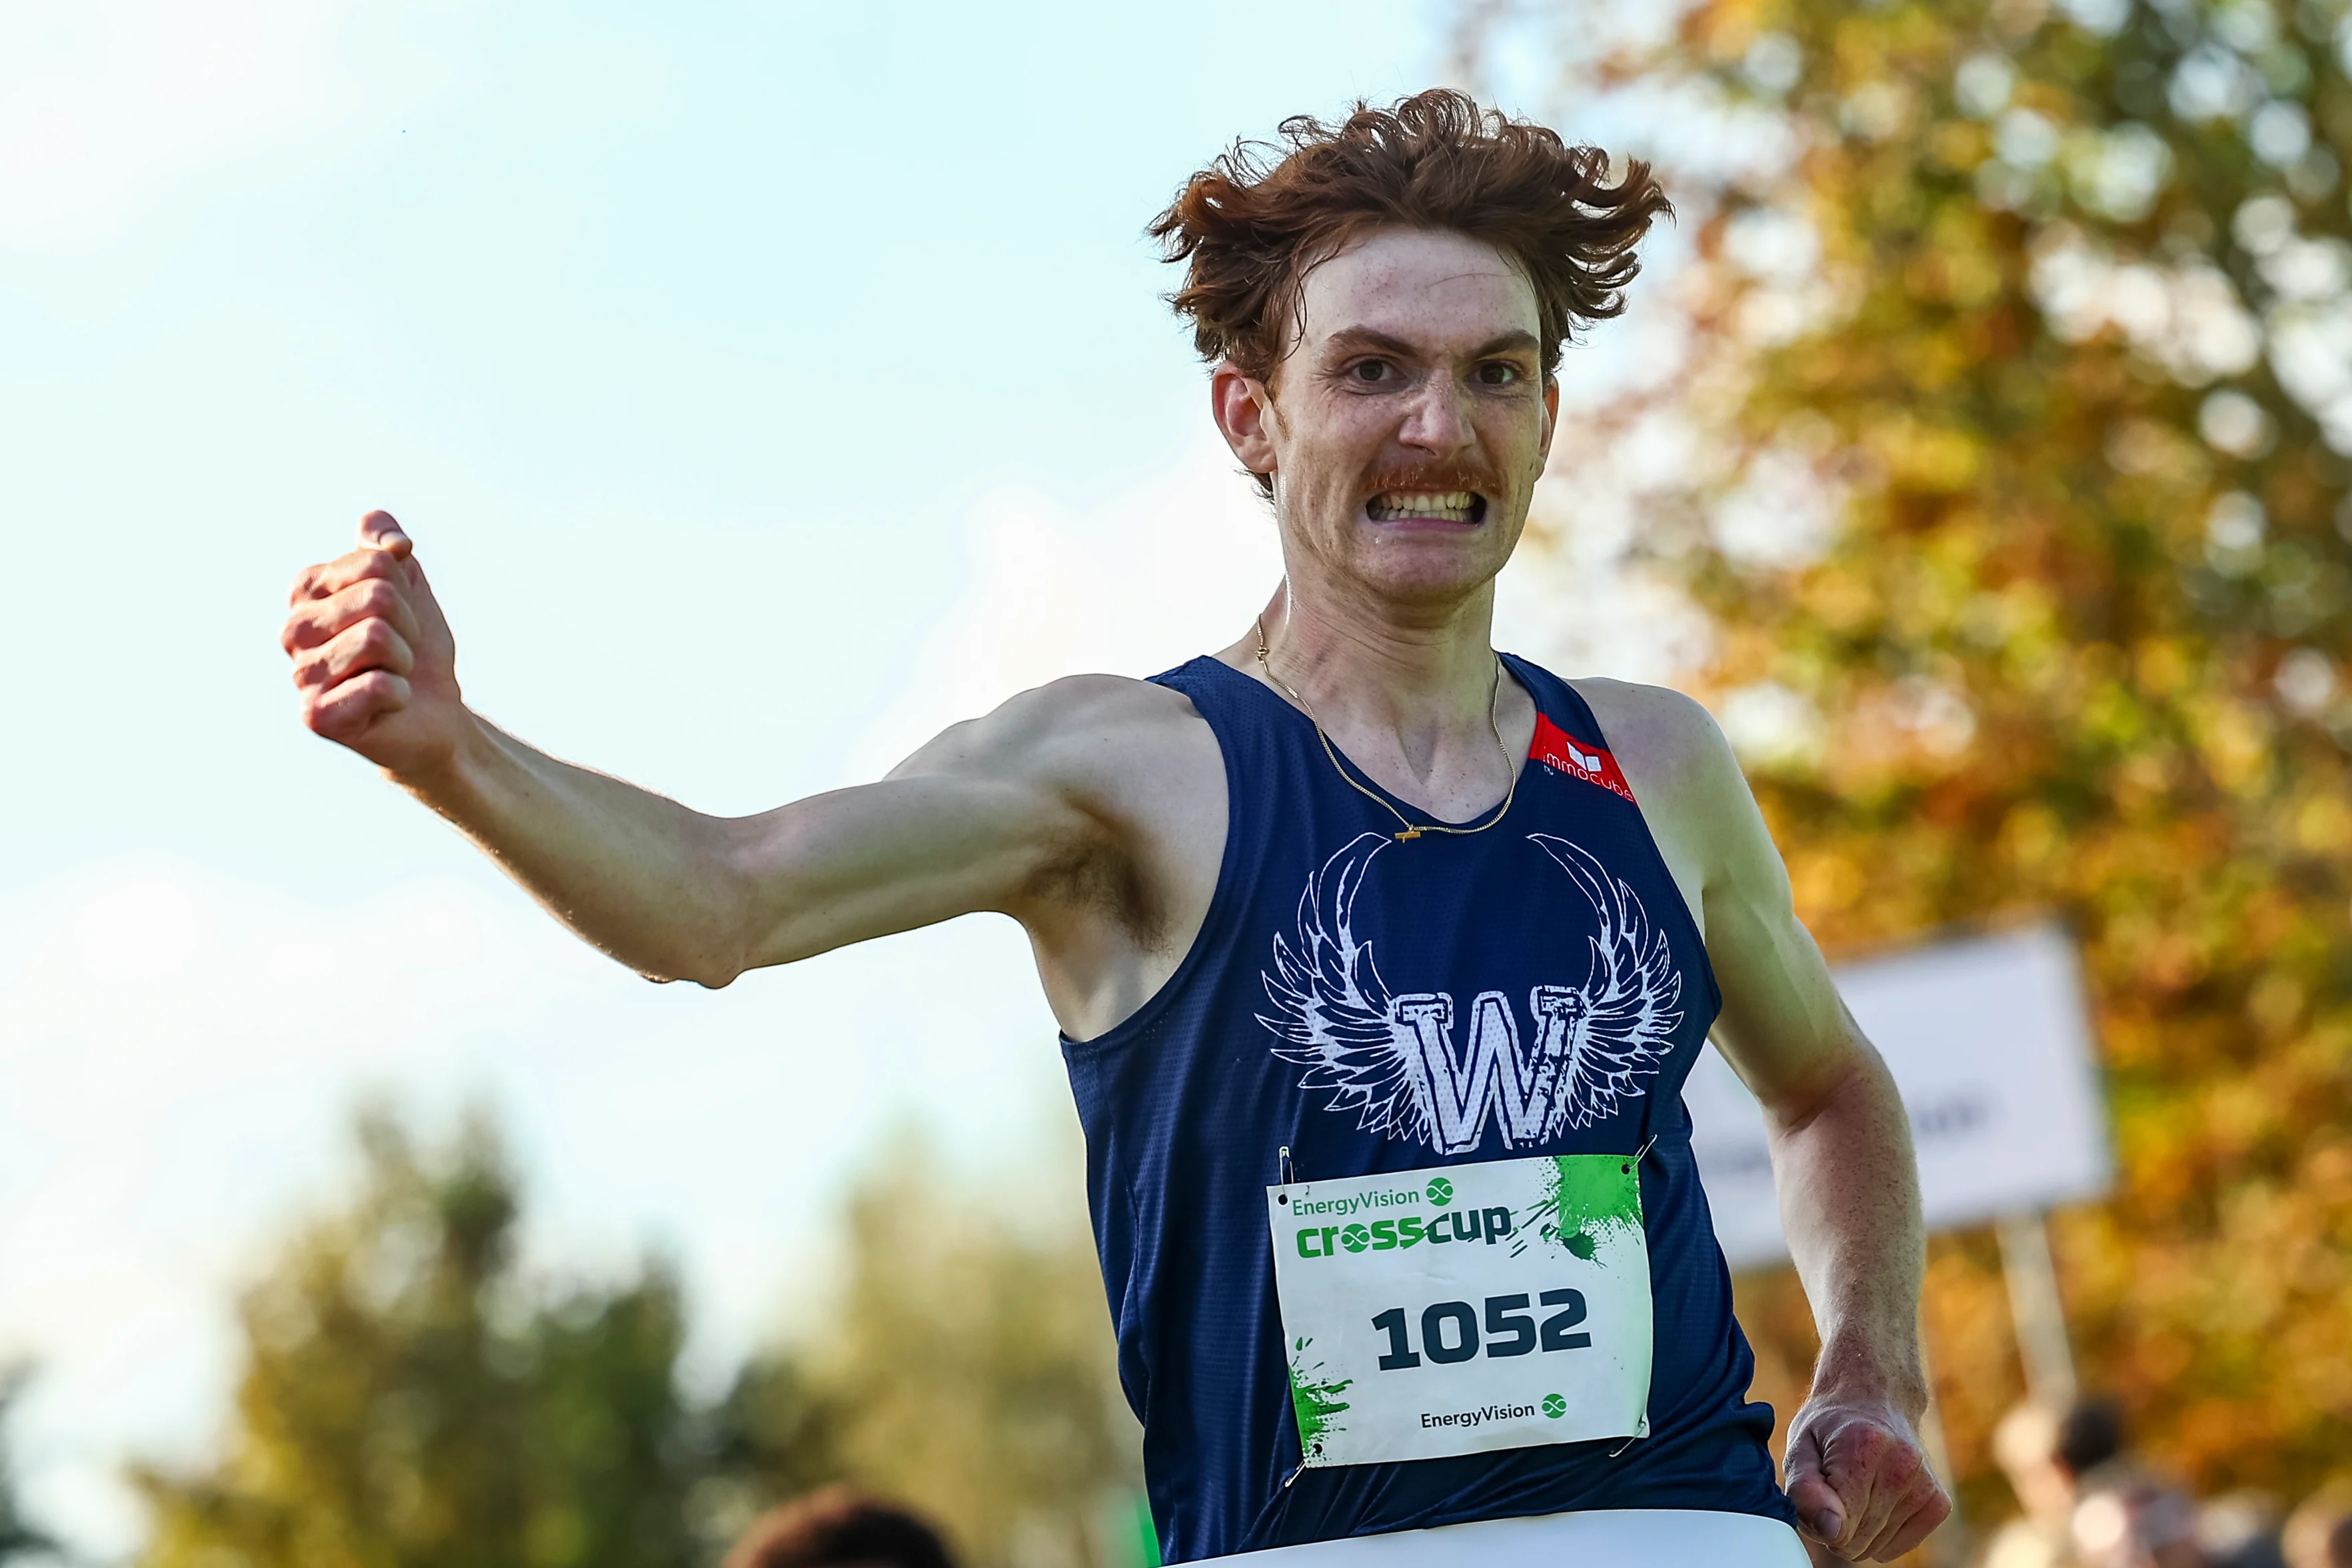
[1466,0,2352,1532]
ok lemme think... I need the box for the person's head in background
[2284,1485,2352,1568]
[1993,1397,2128,1523]
[723,1487,956,1568]
[2051,1399,2125,1479]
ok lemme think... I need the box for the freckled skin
[282,225,1947,1561]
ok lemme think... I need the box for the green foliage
[1470,0,2352,1529]
[706,1137,1145,1568]
[692,1350,844,1549]
[132,1109,702,1568]
[133,1111,1143,1568]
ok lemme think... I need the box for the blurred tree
[0,1366,55,1564]
[706,1138,1146,1568]
[131,1108,703,1568]
[692,1349,845,1552]
[1462,0,2352,1533]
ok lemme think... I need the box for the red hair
[1150,89,1672,386]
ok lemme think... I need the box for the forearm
[1664,692,1949,1552]
[285,520,1114,990]
[401,710,754,986]
[1766,1051,1929,1413]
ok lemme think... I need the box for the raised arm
[1664,701,1950,1563]
[282,512,1112,988]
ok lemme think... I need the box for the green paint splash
[1286,1336,1353,1459]
[1520,1154,1644,1264]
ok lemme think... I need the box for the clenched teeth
[1368,490,1480,521]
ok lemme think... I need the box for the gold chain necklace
[1254,614,1520,842]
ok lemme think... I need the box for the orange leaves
[2290,792,2352,854]
[1864,412,1986,492]
[1464,0,2352,1523]
[2187,695,2275,794]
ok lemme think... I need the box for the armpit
[1021,818,1170,949]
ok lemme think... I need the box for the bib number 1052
[1370,1289,1590,1371]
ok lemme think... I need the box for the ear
[1538,376,1560,465]
[1210,359,1280,479]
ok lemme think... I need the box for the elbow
[1764,1046,1893,1142]
[632,944,746,989]
[636,964,741,990]
[659,819,776,989]
[628,919,751,990]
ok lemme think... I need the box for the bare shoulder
[1567,676,1740,806]
[1569,677,1785,926]
[886,672,1225,996]
[888,672,1210,790]
[1002,671,1209,742]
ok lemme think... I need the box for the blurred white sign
[1686,922,2112,1271]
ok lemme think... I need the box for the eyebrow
[1322,327,1542,361]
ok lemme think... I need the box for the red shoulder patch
[1530,712,1637,804]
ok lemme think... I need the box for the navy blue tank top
[1060,654,1794,1563]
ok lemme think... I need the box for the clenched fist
[283,511,468,780]
[1785,1393,1952,1561]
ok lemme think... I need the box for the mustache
[1361,464,1506,496]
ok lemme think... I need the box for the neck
[1246,564,1504,750]
[1226,562,1534,820]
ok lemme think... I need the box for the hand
[283,511,468,780]
[1784,1393,1951,1561]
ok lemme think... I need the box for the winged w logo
[1258,832,1682,1155]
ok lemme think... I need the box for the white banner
[1686,923,2111,1270]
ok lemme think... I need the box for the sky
[0,3,1702,1558]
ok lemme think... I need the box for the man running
[282,91,1949,1565]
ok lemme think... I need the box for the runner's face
[1235,227,1557,607]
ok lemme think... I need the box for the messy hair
[1149,89,1672,387]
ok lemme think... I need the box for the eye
[1350,360,1394,384]
[1476,362,1522,387]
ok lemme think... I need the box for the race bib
[1266,1154,1652,1468]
